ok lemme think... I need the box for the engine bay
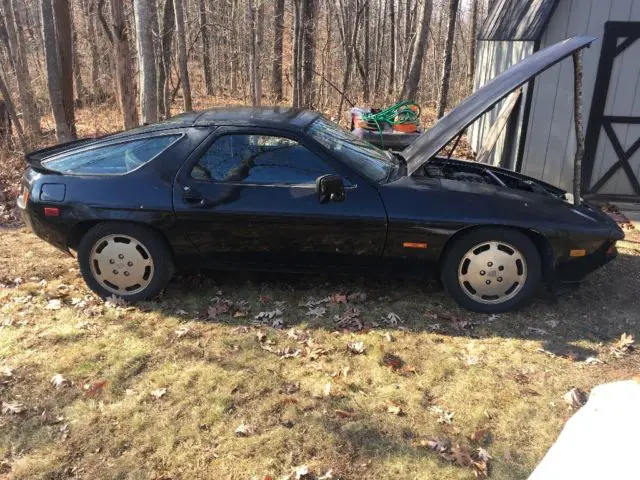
[417,157,567,200]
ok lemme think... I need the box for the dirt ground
[1,226,639,480]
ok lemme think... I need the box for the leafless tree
[400,0,433,101]
[199,0,213,96]
[134,0,158,124]
[174,0,192,111]
[436,0,459,118]
[158,0,174,118]
[107,0,138,129]
[272,0,285,101]
[2,0,40,135]
[468,0,478,91]
[0,72,26,150]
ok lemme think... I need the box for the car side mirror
[316,174,346,203]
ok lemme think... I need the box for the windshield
[307,117,396,182]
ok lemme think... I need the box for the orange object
[570,249,587,257]
[393,122,418,133]
[403,242,428,249]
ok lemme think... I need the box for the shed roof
[479,0,559,41]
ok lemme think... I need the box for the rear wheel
[78,222,174,301]
[441,228,541,313]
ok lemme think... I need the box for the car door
[172,126,388,268]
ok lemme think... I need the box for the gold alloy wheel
[457,240,527,305]
[89,234,155,295]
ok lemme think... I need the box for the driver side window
[191,134,338,185]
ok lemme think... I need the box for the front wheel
[78,222,174,301]
[441,228,542,313]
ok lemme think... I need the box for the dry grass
[1,227,639,479]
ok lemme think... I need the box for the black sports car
[18,37,623,313]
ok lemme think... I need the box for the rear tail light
[44,207,60,217]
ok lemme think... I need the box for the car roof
[26,108,324,165]
[98,107,321,141]
[193,107,321,130]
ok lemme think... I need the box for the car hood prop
[402,36,597,176]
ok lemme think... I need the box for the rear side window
[43,135,181,174]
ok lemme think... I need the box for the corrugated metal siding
[520,0,640,193]
[479,0,559,41]
[468,41,534,167]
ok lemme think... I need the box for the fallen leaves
[207,303,229,319]
[428,405,455,425]
[333,308,363,331]
[150,388,167,399]
[381,352,416,375]
[563,387,589,409]
[384,312,402,326]
[305,306,326,318]
[347,341,366,354]
[334,409,357,419]
[261,344,301,360]
[104,295,127,308]
[610,333,635,358]
[254,309,284,328]
[2,401,25,415]
[234,423,254,437]
[386,403,404,416]
[419,438,491,478]
[84,380,106,398]
[45,299,62,310]
[51,373,71,389]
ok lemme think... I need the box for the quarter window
[43,135,181,174]
[191,134,335,185]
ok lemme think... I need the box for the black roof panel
[193,106,320,130]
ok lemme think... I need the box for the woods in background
[0,0,490,147]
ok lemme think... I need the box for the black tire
[440,228,542,313]
[77,222,174,301]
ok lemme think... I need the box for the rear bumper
[18,198,71,255]
[553,241,617,284]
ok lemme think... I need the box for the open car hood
[402,36,596,176]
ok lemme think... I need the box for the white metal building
[469,0,640,202]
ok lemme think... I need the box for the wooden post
[572,51,585,206]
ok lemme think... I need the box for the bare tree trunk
[400,0,433,101]
[247,0,259,106]
[174,0,192,111]
[388,0,396,95]
[53,0,77,137]
[0,71,26,151]
[158,0,174,118]
[436,0,459,118]
[41,0,74,142]
[198,0,213,95]
[83,0,101,102]
[272,0,284,102]
[134,0,158,123]
[71,3,85,105]
[109,0,138,129]
[3,0,40,135]
[334,0,363,119]
[468,0,478,92]
[302,0,316,107]
[572,51,584,206]
[256,0,264,105]
[292,0,302,107]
